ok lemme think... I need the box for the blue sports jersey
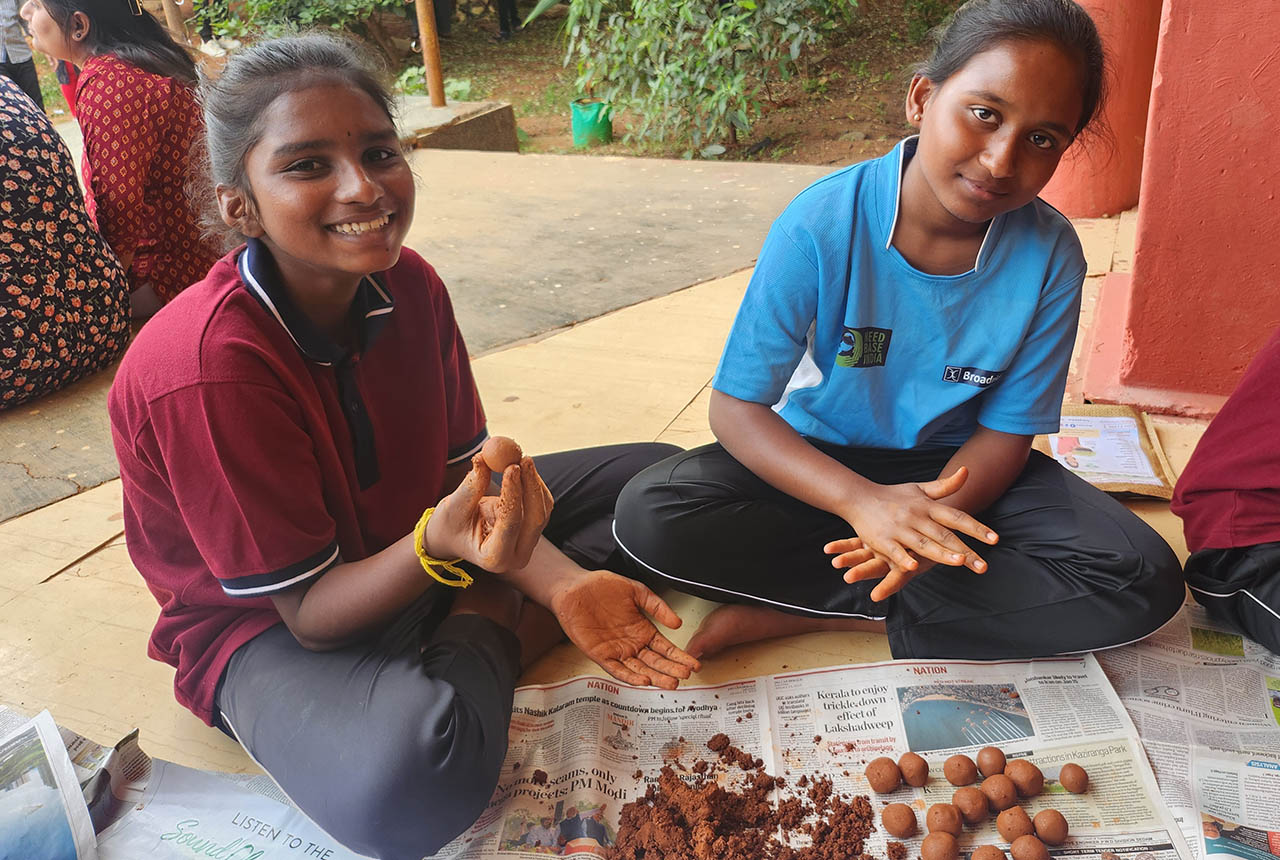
[713,137,1086,450]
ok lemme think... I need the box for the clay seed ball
[944,753,978,786]
[1004,759,1045,798]
[899,751,930,787]
[972,847,1007,860]
[922,831,960,860]
[926,803,963,836]
[1011,835,1051,860]
[882,802,918,838]
[1033,809,1069,845]
[481,436,523,471]
[981,773,1018,811]
[952,786,989,825]
[996,805,1034,842]
[1058,762,1089,794]
[865,756,902,794]
[977,746,1007,778]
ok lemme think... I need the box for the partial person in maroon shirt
[20,0,220,317]
[1172,326,1280,655]
[110,34,699,860]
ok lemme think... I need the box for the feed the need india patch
[836,326,891,368]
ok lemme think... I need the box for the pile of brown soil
[609,735,876,860]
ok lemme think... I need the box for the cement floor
[0,201,1208,774]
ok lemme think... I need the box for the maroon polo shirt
[1173,326,1280,552]
[109,240,487,724]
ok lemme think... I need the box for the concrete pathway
[1,134,829,521]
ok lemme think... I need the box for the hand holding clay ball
[899,752,929,787]
[952,787,988,825]
[865,757,902,793]
[996,806,1034,842]
[926,803,963,836]
[977,746,1007,778]
[1058,762,1089,794]
[922,831,960,860]
[882,803,918,838]
[1011,835,1050,860]
[981,774,1018,811]
[429,435,554,573]
[1004,760,1044,797]
[1033,809,1069,845]
[944,754,978,786]
[481,436,523,470]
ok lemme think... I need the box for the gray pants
[614,442,1185,659]
[215,443,679,860]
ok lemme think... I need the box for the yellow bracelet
[413,507,474,588]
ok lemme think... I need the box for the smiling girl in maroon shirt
[109,34,697,860]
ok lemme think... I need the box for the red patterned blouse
[75,54,221,303]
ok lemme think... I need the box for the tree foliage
[196,0,405,43]
[555,0,856,150]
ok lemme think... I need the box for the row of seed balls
[865,747,1090,860]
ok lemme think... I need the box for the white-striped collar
[884,135,999,275]
[237,238,395,365]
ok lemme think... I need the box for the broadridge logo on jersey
[942,365,1003,387]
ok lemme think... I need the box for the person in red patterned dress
[21,0,220,317]
[0,74,129,408]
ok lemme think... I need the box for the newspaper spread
[11,622,1280,860]
[0,709,98,860]
[431,654,1190,860]
[1098,602,1280,860]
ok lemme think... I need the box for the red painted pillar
[1082,0,1280,416]
[1038,0,1161,217]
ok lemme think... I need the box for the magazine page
[0,710,98,860]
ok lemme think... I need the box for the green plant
[395,67,485,102]
[802,71,839,95]
[527,0,856,151]
[904,0,962,44]
[194,0,407,49]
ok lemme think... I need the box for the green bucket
[571,98,613,148]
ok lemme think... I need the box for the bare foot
[515,600,566,669]
[685,604,886,659]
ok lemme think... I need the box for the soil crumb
[608,735,875,860]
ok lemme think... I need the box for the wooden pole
[159,0,188,44]
[413,0,446,107]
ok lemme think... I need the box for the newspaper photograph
[0,709,98,860]
[429,655,1190,860]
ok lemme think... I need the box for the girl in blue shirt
[615,0,1182,660]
